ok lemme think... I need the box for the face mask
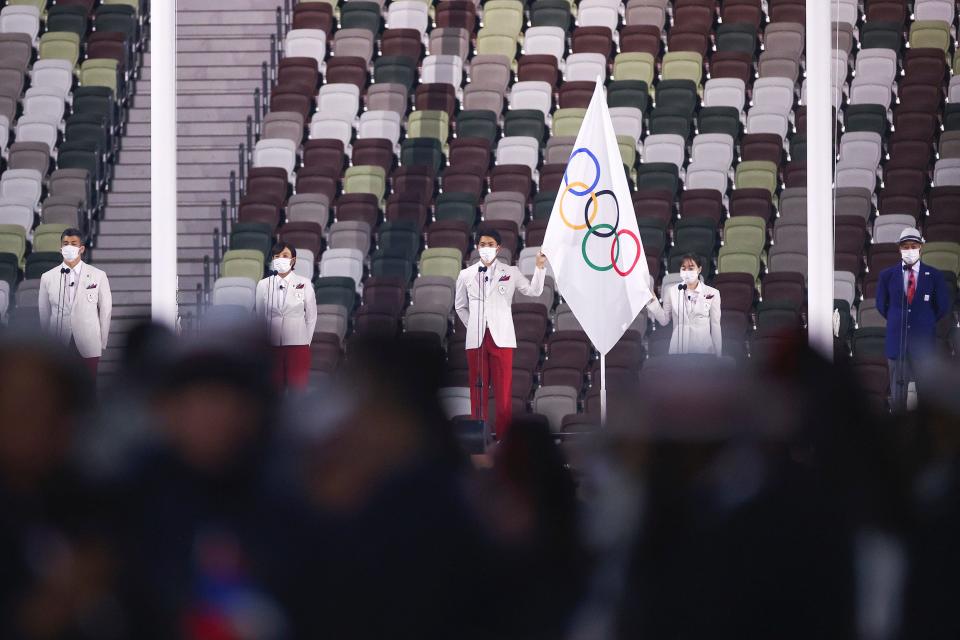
[61,245,81,262]
[680,269,700,284]
[478,247,498,264]
[273,258,292,274]
[901,249,920,265]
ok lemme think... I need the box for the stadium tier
[0,0,147,372]
[198,0,960,423]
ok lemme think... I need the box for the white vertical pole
[600,352,607,427]
[805,0,835,359]
[151,0,179,328]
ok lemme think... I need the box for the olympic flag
[541,80,655,360]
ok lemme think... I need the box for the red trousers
[466,330,514,440]
[69,337,99,376]
[272,345,311,391]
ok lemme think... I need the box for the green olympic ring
[581,223,621,271]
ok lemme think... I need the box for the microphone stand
[897,264,910,412]
[677,283,687,354]
[57,267,69,340]
[266,269,277,344]
[476,265,487,430]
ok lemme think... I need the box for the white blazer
[648,281,723,356]
[255,272,318,346]
[455,260,546,349]
[38,261,112,358]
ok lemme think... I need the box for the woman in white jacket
[647,254,723,356]
[256,242,317,390]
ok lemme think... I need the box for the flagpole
[600,353,607,427]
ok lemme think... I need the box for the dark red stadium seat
[414,83,457,117]
[866,1,906,23]
[761,271,805,307]
[886,138,933,171]
[877,191,923,220]
[721,0,763,27]
[391,165,436,203]
[868,243,900,275]
[353,303,402,337]
[380,28,423,62]
[740,133,784,165]
[293,2,334,34]
[435,0,477,29]
[448,138,492,170]
[558,81,596,109]
[512,303,550,343]
[729,188,773,220]
[902,48,947,85]
[517,54,560,87]
[542,331,592,389]
[619,24,662,56]
[882,167,927,197]
[514,338,543,372]
[525,219,548,246]
[489,164,533,197]
[442,165,486,199]
[835,215,868,257]
[668,29,710,57]
[672,4,714,33]
[311,333,343,373]
[246,167,290,206]
[278,57,320,92]
[385,192,429,229]
[361,277,407,317]
[768,0,805,22]
[782,162,806,188]
[426,220,472,255]
[351,138,395,176]
[279,221,324,257]
[538,164,566,193]
[712,272,756,314]
[334,193,380,227]
[302,139,346,173]
[86,32,127,69]
[238,196,282,229]
[572,26,614,56]
[929,186,960,220]
[632,189,675,228]
[680,189,724,226]
[324,56,368,88]
[896,80,942,115]
[707,52,754,86]
[296,165,340,203]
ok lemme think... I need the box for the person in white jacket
[455,227,547,440]
[38,228,112,376]
[646,253,723,356]
[256,242,317,390]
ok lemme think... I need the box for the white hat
[898,227,923,244]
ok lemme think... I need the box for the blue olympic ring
[563,147,600,196]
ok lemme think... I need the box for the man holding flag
[455,227,547,440]
[541,79,655,422]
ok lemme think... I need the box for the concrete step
[178,51,272,67]
[175,106,262,123]
[142,78,263,95]
[176,24,278,38]
[176,92,261,108]
[177,177,233,193]
[105,192,156,205]
[89,247,150,261]
[170,163,238,179]
[102,205,151,220]
[108,275,151,291]
[177,9,280,26]
[118,148,246,165]
[177,262,208,277]
[113,304,152,319]
[97,233,215,250]
[178,247,218,261]
[177,37,275,54]
[113,291,152,305]
[98,219,150,234]
[113,164,150,179]
[178,0,285,10]
[109,180,151,194]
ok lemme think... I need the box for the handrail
[275,10,283,58]
[220,200,229,251]
[284,0,292,35]
[253,87,262,138]
[202,255,211,300]
[212,228,221,279]
[229,173,237,220]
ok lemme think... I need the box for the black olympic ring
[583,189,619,239]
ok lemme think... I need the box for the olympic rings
[561,146,643,278]
[611,229,641,276]
[564,148,600,195]
[582,224,620,272]
[584,189,619,239]
[559,181,598,230]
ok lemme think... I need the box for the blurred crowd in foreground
[0,319,958,640]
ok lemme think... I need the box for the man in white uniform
[38,228,113,375]
[455,227,547,439]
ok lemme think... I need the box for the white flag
[541,80,654,355]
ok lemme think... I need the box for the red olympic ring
[610,229,642,276]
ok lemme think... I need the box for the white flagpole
[600,352,607,427]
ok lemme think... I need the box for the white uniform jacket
[255,272,318,346]
[38,261,112,358]
[455,260,546,349]
[648,281,723,355]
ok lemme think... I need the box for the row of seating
[0,0,145,322]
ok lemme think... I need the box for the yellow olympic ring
[559,181,598,230]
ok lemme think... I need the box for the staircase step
[102,205,151,220]
[176,106,262,122]
[176,24,278,38]
[177,37,274,54]
[113,291,152,305]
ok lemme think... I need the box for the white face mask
[61,245,81,262]
[478,247,498,264]
[272,257,292,274]
[901,249,920,266]
[680,269,700,284]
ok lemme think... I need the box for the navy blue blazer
[876,261,951,359]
